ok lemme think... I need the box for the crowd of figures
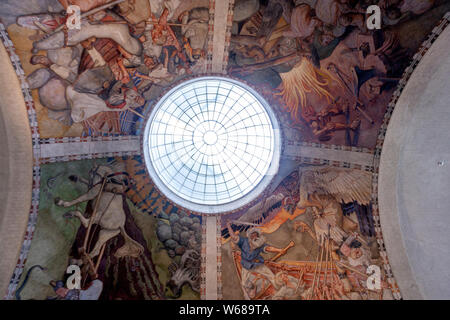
[5,0,444,141]
[18,0,210,135]
[222,165,391,300]
[228,0,440,147]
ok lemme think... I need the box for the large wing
[299,166,372,205]
[236,192,285,224]
[221,192,285,239]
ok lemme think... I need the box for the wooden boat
[231,243,338,300]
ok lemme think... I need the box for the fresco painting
[221,165,391,300]
[5,0,210,138]
[228,0,449,148]
[1,0,449,302]
[16,158,201,300]
[2,0,448,142]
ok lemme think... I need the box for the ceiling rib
[210,0,233,73]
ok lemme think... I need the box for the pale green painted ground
[16,159,199,300]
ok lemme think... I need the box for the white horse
[55,164,144,260]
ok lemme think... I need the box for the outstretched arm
[226,221,239,243]
[264,246,283,254]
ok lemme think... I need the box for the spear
[48,0,127,36]
[90,20,191,27]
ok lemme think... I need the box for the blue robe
[237,235,267,270]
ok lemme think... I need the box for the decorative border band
[283,155,375,172]
[221,0,235,74]
[370,12,450,300]
[1,21,41,300]
[39,135,140,144]
[285,139,374,154]
[206,0,215,73]
[216,216,223,300]
[200,217,207,300]
[38,151,138,165]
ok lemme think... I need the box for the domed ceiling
[0,0,449,300]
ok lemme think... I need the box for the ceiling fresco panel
[1,0,450,302]
[226,0,450,149]
[1,0,212,138]
[13,157,202,300]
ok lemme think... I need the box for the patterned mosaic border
[38,151,139,165]
[206,0,215,73]
[39,135,140,144]
[216,216,223,300]
[1,21,41,300]
[285,139,374,154]
[38,136,141,163]
[283,155,375,172]
[206,0,234,74]
[200,216,222,300]
[200,217,207,300]
[221,0,235,74]
[369,12,450,300]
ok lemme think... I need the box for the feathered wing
[299,166,372,205]
[222,193,285,240]
[236,192,285,224]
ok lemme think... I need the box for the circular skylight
[143,77,281,214]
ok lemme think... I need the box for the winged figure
[294,166,372,245]
[222,193,286,240]
[237,193,286,225]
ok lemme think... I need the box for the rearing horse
[55,164,144,260]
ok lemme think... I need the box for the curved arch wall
[378,15,450,300]
[0,40,33,296]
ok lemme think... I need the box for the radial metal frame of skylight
[143,76,281,214]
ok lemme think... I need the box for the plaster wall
[0,42,33,296]
[379,24,450,300]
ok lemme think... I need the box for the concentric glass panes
[144,77,280,213]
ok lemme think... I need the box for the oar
[335,261,369,279]
[322,236,330,296]
[309,237,324,300]
[315,238,326,298]
[270,241,295,262]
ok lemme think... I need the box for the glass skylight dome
[143,77,281,214]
